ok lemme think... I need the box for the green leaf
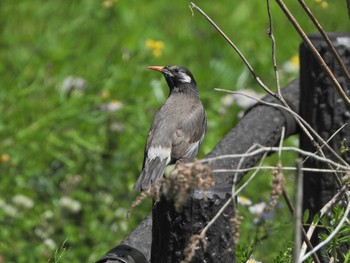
[303,209,310,224]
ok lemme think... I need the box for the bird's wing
[134,155,168,192]
[172,103,207,161]
[135,116,172,192]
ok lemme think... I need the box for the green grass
[0,0,349,262]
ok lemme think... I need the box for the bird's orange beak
[148,66,164,73]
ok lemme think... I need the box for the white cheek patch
[148,146,171,164]
[179,72,192,83]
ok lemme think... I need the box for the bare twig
[278,126,285,161]
[302,123,348,165]
[266,0,282,96]
[299,185,349,259]
[199,152,268,240]
[298,0,350,83]
[190,1,348,182]
[282,187,321,263]
[214,89,349,169]
[192,1,319,159]
[275,0,350,105]
[213,166,348,174]
[203,145,349,171]
[293,159,304,263]
[232,144,261,185]
[301,191,350,261]
[225,89,346,186]
[189,2,276,97]
[187,4,349,262]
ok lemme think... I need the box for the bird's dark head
[148,65,198,94]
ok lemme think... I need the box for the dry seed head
[128,184,161,216]
[230,211,244,248]
[181,234,207,263]
[162,161,214,211]
[267,166,285,210]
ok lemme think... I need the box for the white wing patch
[178,72,192,83]
[183,141,200,159]
[148,146,171,164]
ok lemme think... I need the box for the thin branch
[302,123,348,165]
[266,0,282,96]
[275,0,350,105]
[282,187,321,263]
[301,192,350,261]
[214,89,345,186]
[214,89,349,169]
[190,2,347,181]
[299,185,349,259]
[278,126,285,161]
[213,167,348,174]
[298,0,350,83]
[293,159,304,263]
[200,153,268,236]
[189,2,276,97]
[190,1,318,157]
[232,144,260,185]
[274,124,318,262]
[203,145,349,171]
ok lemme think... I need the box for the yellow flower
[291,55,299,67]
[237,196,252,206]
[314,0,328,9]
[100,90,110,99]
[1,154,10,163]
[152,49,162,58]
[282,54,300,73]
[145,39,164,58]
[145,39,155,49]
[102,0,118,8]
[320,1,328,9]
[153,41,164,50]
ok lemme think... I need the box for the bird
[134,65,207,192]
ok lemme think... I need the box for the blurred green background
[0,0,348,262]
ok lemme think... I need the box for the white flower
[2,204,18,217]
[115,208,126,218]
[248,202,266,216]
[61,76,87,93]
[246,258,262,263]
[98,192,113,205]
[110,222,119,232]
[221,94,235,107]
[237,196,252,206]
[12,194,34,210]
[59,196,81,213]
[100,100,123,112]
[220,89,262,113]
[42,210,54,220]
[35,227,48,239]
[110,122,124,132]
[234,89,262,109]
[43,238,57,251]
[282,55,300,74]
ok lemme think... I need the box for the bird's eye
[174,68,179,73]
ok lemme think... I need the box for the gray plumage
[134,65,207,192]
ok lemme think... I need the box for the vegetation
[0,0,348,262]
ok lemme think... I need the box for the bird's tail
[134,158,167,192]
